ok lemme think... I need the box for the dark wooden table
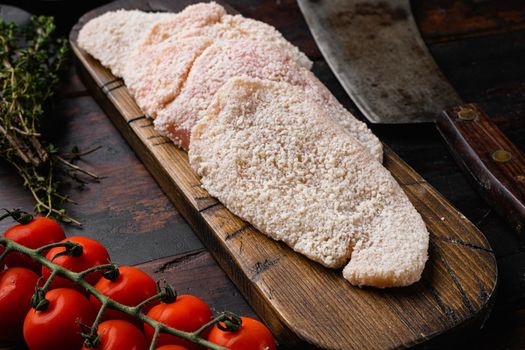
[1,0,525,349]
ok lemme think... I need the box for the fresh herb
[0,16,98,225]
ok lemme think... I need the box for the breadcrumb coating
[190,78,428,287]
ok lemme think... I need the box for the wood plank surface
[0,69,203,266]
[1,0,524,349]
[69,1,498,349]
[136,250,257,319]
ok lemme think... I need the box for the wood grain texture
[1,1,524,348]
[437,104,525,234]
[414,0,525,44]
[413,0,525,110]
[69,1,497,348]
[0,75,203,266]
[136,250,257,318]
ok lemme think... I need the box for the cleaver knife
[298,0,525,233]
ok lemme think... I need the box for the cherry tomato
[81,320,148,350]
[90,266,158,326]
[155,346,189,350]
[144,295,212,350]
[23,288,96,350]
[42,236,110,291]
[3,217,65,272]
[0,268,39,341]
[207,317,276,350]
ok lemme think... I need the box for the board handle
[436,103,525,234]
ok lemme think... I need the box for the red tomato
[144,295,212,350]
[207,317,276,350]
[0,268,39,341]
[42,236,110,291]
[90,266,158,326]
[156,346,189,350]
[81,320,148,350]
[3,217,65,272]
[23,288,96,350]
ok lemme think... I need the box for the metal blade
[297,0,463,124]
[0,5,31,27]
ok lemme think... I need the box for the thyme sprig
[0,16,97,225]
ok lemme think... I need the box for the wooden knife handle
[436,103,525,234]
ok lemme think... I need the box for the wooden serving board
[70,1,498,348]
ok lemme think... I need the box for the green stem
[56,156,99,180]
[35,241,78,254]
[21,172,82,226]
[0,208,33,224]
[0,210,12,221]
[132,292,165,313]
[41,269,58,291]
[77,263,116,279]
[90,301,107,337]
[0,246,8,261]
[6,161,82,226]
[0,236,228,350]
[192,314,228,337]
[149,325,161,350]
[52,192,76,204]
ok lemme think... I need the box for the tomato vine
[0,235,239,350]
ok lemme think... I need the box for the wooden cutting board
[70,1,498,348]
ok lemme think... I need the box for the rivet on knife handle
[492,149,512,163]
[456,107,478,121]
[436,103,525,234]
